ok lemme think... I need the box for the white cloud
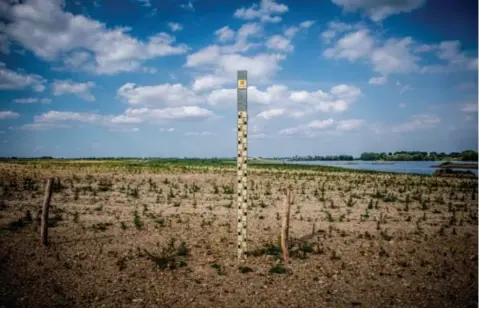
[461,103,478,113]
[0,62,46,92]
[279,118,365,136]
[180,1,195,11]
[455,82,477,91]
[2,0,188,74]
[280,118,335,135]
[117,82,203,106]
[420,41,478,73]
[60,50,92,70]
[0,110,20,119]
[320,21,362,43]
[396,80,414,94]
[262,84,288,99]
[35,111,102,123]
[110,115,142,124]
[234,0,288,23]
[218,53,285,80]
[290,90,329,103]
[332,0,427,22]
[187,20,287,82]
[323,29,374,61]
[330,84,362,100]
[109,127,140,133]
[186,45,286,81]
[160,127,175,132]
[257,108,287,119]
[207,88,236,106]
[185,131,216,136]
[371,37,419,75]
[124,106,214,121]
[325,29,420,76]
[369,76,387,85]
[219,23,263,54]
[19,123,70,131]
[13,97,50,104]
[308,119,337,129]
[249,85,277,105]
[215,26,235,42]
[142,67,157,74]
[299,20,315,29]
[250,133,270,139]
[265,35,293,52]
[288,84,361,113]
[117,80,356,120]
[391,114,440,133]
[52,80,95,101]
[283,20,316,40]
[192,75,227,92]
[0,23,10,54]
[168,22,183,32]
[12,97,38,104]
[414,43,437,53]
[399,103,406,108]
[336,119,364,131]
[136,0,151,7]
[236,22,263,40]
[284,26,299,39]
[185,45,221,67]
[26,106,215,131]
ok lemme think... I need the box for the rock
[206,257,217,263]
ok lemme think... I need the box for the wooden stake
[41,178,53,246]
[281,188,292,264]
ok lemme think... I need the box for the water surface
[288,160,478,176]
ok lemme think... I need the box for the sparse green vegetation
[0,158,476,308]
[269,264,286,274]
[133,210,143,229]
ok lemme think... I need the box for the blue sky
[0,0,477,158]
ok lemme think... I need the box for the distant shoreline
[283,150,479,162]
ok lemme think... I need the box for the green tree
[461,150,478,161]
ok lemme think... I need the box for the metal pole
[237,70,248,261]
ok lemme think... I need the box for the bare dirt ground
[0,163,477,307]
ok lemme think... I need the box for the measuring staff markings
[236,70,248,261]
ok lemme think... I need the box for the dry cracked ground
[0,162,477,307]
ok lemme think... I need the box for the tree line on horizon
[286,150,478,162]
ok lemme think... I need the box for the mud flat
[431,162,478,169]
[0,161,477,307]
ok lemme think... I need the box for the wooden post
[41,178,53,246]
[281,188,292,264]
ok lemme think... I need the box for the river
[287,160,478,176]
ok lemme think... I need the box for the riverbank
[430,162,478,169]
[0,162,477,307]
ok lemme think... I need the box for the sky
[0,0,477,158]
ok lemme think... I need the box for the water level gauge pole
[236,70,248,261]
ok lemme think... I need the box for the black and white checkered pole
[237,70,248,260]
